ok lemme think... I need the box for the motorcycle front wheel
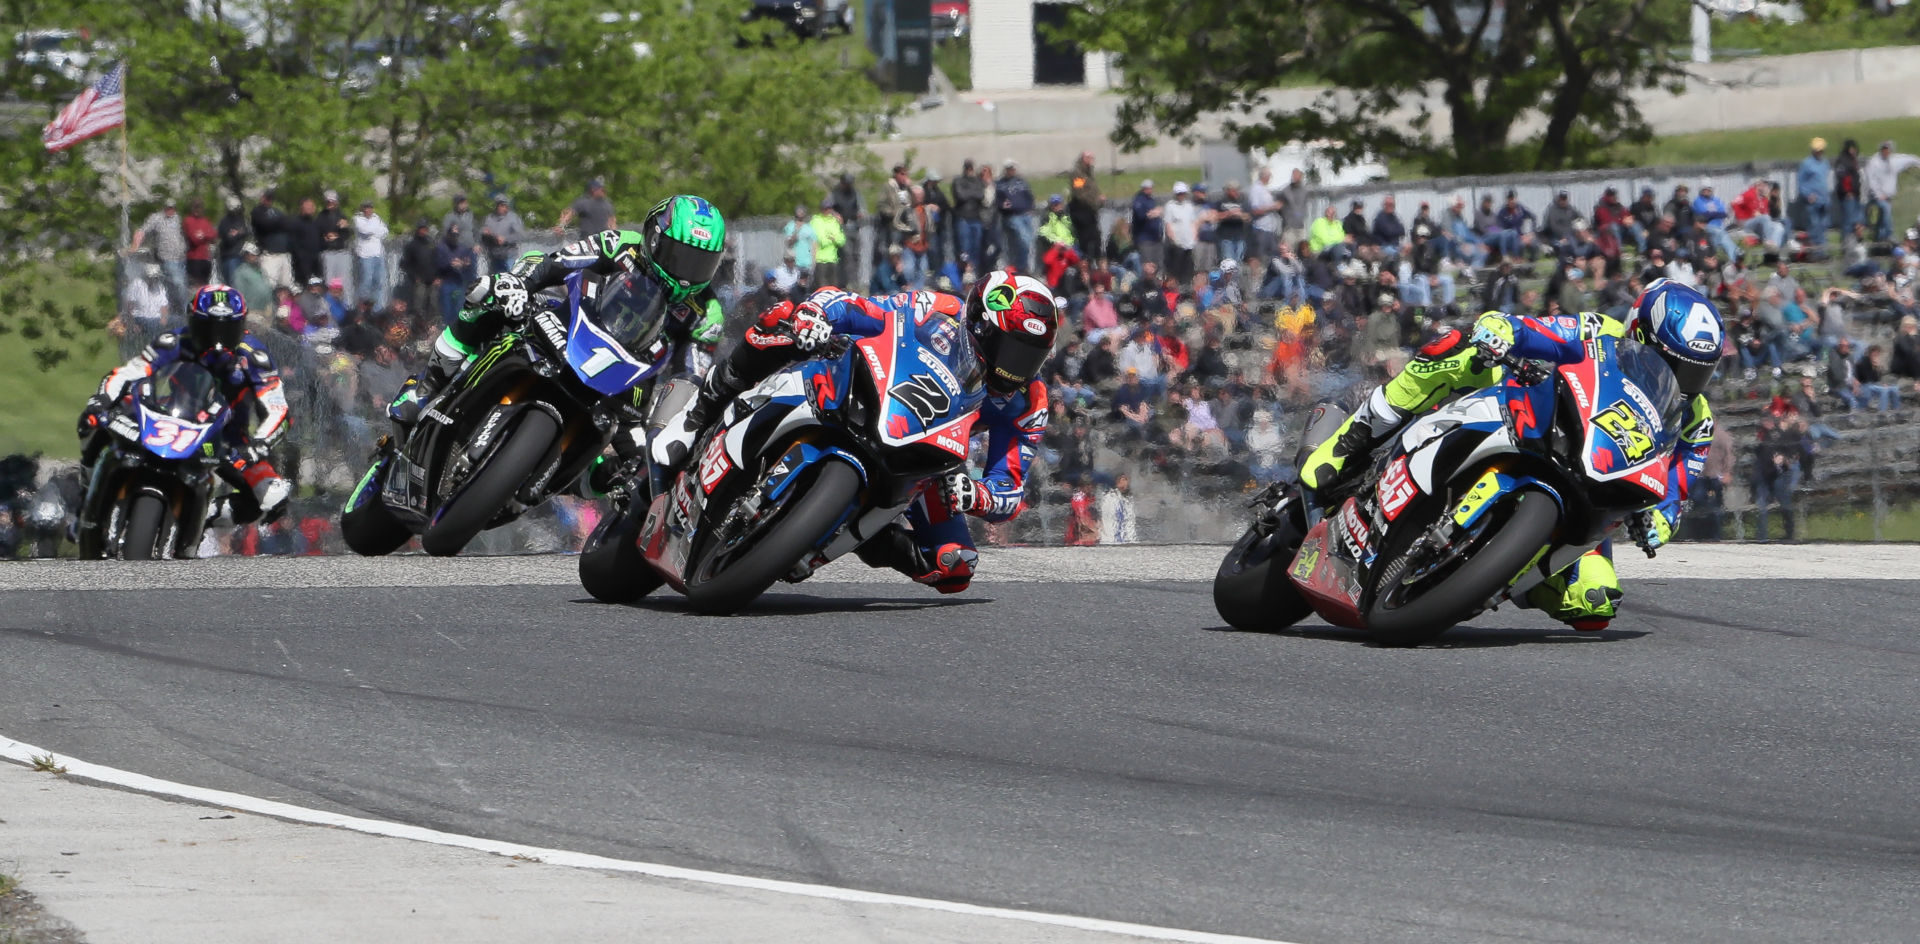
[681,459,862,616]
[341,459,412,557]
[421,410,561,557]
[120,492,169,561]
[1213,501,1314,632]
[579,504,663,603]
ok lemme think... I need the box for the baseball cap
[1882,139,1896,150]
[587,178,605,190]
[1048,193,1064,204]
[306,276,323,287]
[924,169,942,182]
[360,199,375,209]
[323,189,339,202]
[1140,179,1154,189]
[164,197,176,207]
[327,277,345,289]
[1810,136,1827,151]
[240,241,259,255]
[1002,158,1018,169]
[1172,181,1190,194]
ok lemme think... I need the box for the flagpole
[118,120,130,252]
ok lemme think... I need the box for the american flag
[42,61,126,153]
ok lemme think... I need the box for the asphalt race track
[3,548,1917,943]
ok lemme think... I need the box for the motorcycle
[76,361,239,559]
[1214,334,1684,646]
[341,269,673,557]
[578,303,982,614]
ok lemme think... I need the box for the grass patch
[26,754,65,775]
[1610,117,1920,168]
[932,38,970,91]
[0,874,14,897]
[0,260,121,463]
[1801,504,1920,542]
[1709,11,1918,59]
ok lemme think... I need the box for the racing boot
[388,334,465,427]
[1523,550,1622,631]
[855,524,976,594]
[1298,413,1388,494]
[650,362,749,469]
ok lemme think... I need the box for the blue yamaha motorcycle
[341,270,672,557]
[580,304,982,614]
[77,361,238,559]
[1215,335,1683,646]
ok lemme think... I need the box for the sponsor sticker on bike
[1339,501,1371,555]
[698,436,731,494]
[1377,456,1418,521]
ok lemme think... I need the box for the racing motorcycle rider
[79,284,292,523]
[388,195,728,428]
[651,272,1061,593]
[1297,278,1723,630]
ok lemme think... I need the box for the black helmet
[964,271,1059,396]
[189,284,247,351]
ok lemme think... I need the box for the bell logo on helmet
[690,227,712,242]
[1022,316,1047,335]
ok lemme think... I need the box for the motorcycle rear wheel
[120,493,168,561]
[1363,487,1558,646]
[422,410,560,557]
[682,459,862,616]
[1213,504,1314,632]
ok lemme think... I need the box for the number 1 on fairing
[581,347,620,376]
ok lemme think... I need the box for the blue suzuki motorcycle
[579,303,983,613]
[341,269,672,557]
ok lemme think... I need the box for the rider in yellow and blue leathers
[1300,279,1723,630]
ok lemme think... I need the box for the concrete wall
[901,44,1920,177]
[969,0,1034,92]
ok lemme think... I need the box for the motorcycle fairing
[857,306,985,455]
[1288,515,1365,629]
[563,273,666,396]
[1560,335,1680,493]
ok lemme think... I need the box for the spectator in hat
[1865,139,1920,243]
[1066,151,1103,261]
[480,194,526,276]
[1131,179,1164,273]
[1664,184,1696,249]
[1369,195,1405,261]
[1543,189,1579,245]
[129,197,189,312]
[1693,184,1739,262]
[1627,187,1659,253]
[1490,189,1535,261]
[876,163,915,257]
[558,178,615,235]
[1591,186,1634,255]
[232,242,272,318]
[781,203,819,279]
[297,275,331,331]
[324,276,350,323]
[118,261,171,357]
[922,168,953,274]
[1798,137,1833,245]
[950,159,987,270]
[441,193,476,250]
[1211,180,1251,267]
[217,195,251,285]
[251,188,294,290]
[1308,204,1344,258]
[318,189,354,294]
[1834,139,1865,237]
[996,158,1037,271]
[1039,193,1074,250]
[353,200,390,307]
[1340,198,1369,243]
[397,218,438,317]
[1162,182,1200,285]
[432,222,476,326]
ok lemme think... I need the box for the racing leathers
[1299,309,1714,629]
[658,287,1048,594]
[79,331,292,523]
[389,229,724,432]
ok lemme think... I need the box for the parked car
[741,0,853,39]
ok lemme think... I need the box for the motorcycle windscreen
[136,361,227,459]
[1571,337,1683,484]
[566,271,668,396]
[873,313,985,454]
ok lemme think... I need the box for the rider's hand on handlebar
[1627,509,1670,556]
[789,303,831,353]
[941,472,993,517]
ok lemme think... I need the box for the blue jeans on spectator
[1834,387,1864,411]
[355,255,387,309]
[1752,467,1800,541]
[1742,216,1786,248]
[1869,196,1895,242]
[1400,277,1432,308]
[1488,228,1524,259]
[1613,221,1647,254]
[1262,271,1305,301]
[1865,382,1903,411]
[438,280,466,327]
[1837,196,1862,236]
[1739,341,1782,372]
[1002,214,1036,272]
[956,218,983,268]
[902,249,927,289]
[1704,222,1740,261]
[1217,237,1246,267]
[220,256,242,286]
[160,260,188,314]
[1801,197,1830,244]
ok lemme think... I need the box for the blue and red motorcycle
[579,302,982,613]
[1215,334,1683,646]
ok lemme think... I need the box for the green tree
[1064,0,1695,175]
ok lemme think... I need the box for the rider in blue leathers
[1300,278,1723,629]
[80,284,292,523]
[652,273,1060,593]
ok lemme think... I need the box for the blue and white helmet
[1628,278,1723,396]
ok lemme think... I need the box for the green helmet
[641,195,726,297]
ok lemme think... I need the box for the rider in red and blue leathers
[1300,278,1722,629]
[652,273,1060,593]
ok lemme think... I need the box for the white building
[967,0,1118,92]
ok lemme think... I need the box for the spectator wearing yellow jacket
[810,198,848,288]
[1308,205,1345,257]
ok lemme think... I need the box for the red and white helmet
[964,271,1059,396]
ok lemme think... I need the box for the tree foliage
[1063,0,1697,176]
